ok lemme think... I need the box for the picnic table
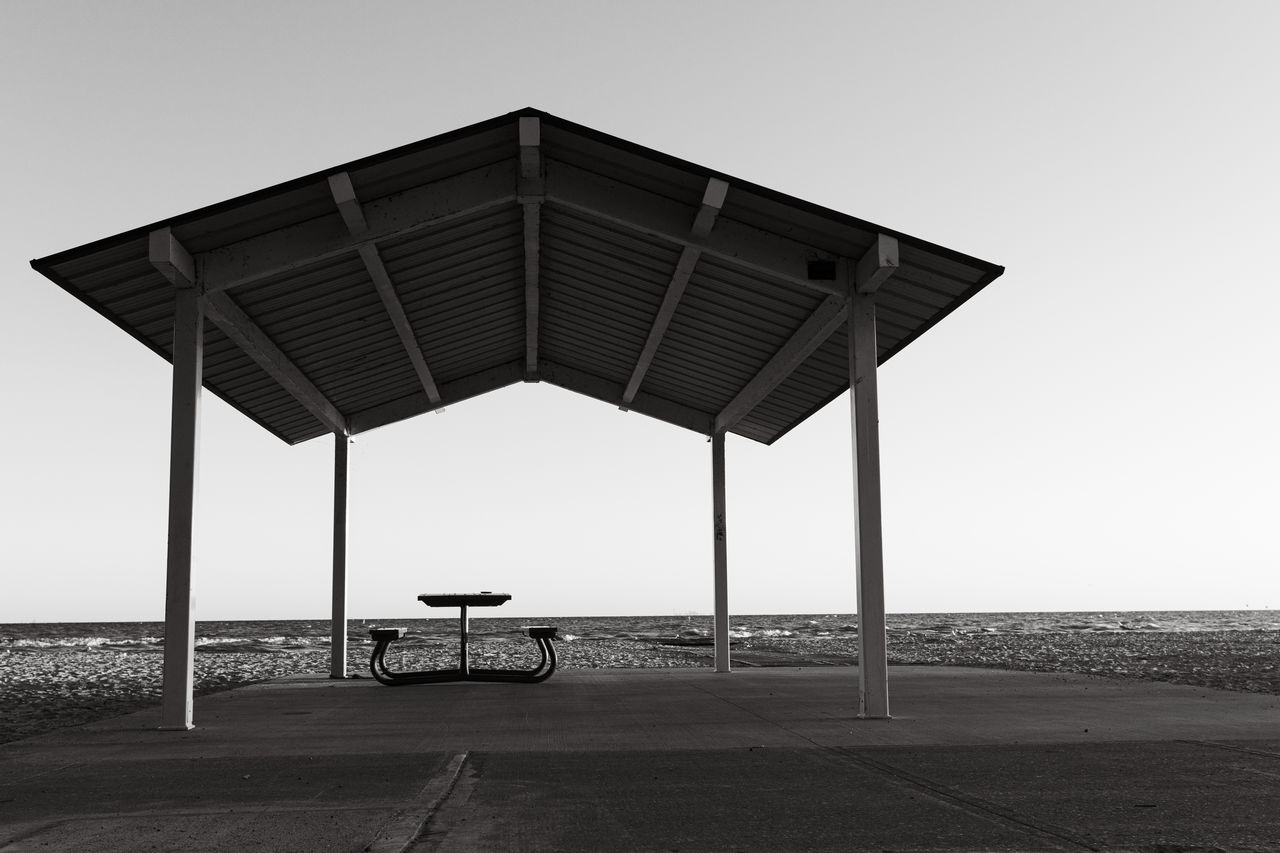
[368,592,557,684]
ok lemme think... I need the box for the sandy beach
[2,630,1277,744]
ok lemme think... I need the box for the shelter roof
[31,108,1003,445]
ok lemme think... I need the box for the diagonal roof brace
[149,227,349,436]
[328,173,445,412]
[714,293,848,436]
[204,291,349,436]
[620,176,730,410]
[714,236,900,435]
[519,117,543,382]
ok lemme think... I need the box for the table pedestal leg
[460,604,469,676]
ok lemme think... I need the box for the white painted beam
[330,432,349,679]
[712,431,730,673]
[327,172,368,236]
[201,162,518,293]
[520,117,543,381]
[855,234,899,294]
[621,177,728,408]
[203,292,348,435]
[691,177,729,238]
[621,246,699,408]
[523,204,541,381]
[545,160,845,297]
[849,289,889,719]
[149,227,196,288]
[519,116,544,193]
[159,286,202,730]
[357,243,443,407]
[328,172,444,410]
[715,293,847,435]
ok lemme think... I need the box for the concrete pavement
[2,666,1278,851]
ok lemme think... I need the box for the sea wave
[2,611,1277,654]
[3,636,165,652]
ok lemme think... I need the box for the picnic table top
[417,592,512,608]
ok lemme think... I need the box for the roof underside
[31,108,1003,446]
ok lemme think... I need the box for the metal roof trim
[32,106,1002,281]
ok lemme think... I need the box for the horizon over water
[3,611,1277,655]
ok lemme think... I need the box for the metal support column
[849,292,889,718]
[330,433,349,678]
[712,431,730,672]
[160,287,203,730]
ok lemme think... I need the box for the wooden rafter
[621,177,728,408]
[328,172,444,411]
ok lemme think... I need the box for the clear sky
[2,1,1277,622]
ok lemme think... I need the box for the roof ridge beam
[200,162,518,294]
[203,291,348,435]
[620,176,729,409]
[713,236,901,434]
[545,160,845,297]
[519,117,543,382]
[329,173,444,411]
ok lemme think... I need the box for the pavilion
[30,108,1003,730]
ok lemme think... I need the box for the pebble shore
[2,630,1277,744]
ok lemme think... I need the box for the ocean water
[1,611,1277,655]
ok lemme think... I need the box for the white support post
[330,433,349,679]
[849,291,889,718]
[160,286,203,730]
[711,431,730,672]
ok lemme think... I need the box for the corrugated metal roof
[30,108,1003,446]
